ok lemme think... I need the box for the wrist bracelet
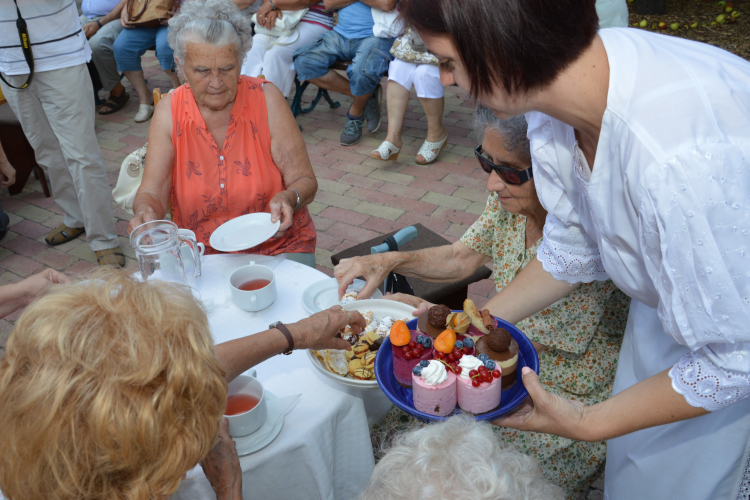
[96,19,103,28]
[269,0,276,9]
[291,188,301,211]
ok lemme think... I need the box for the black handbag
[382,235,415,296]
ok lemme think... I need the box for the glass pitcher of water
[130,220,202,284]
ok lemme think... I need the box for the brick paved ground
[0,55,604,499]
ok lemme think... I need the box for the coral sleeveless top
[170,76,316,255]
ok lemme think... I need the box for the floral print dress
[373,192,630,499]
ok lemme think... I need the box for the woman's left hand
[491,367,589,440]
[200,419,242,500]
[265,9,282,29]
[255,0,275,27]
[269,190,295,236]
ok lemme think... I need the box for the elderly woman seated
[0,269,364,500]
[335,107,631,499]
[359,415,564,500]
[127,0,318,267]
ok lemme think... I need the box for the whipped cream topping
[420,360,447,386]
[458,355,484,380]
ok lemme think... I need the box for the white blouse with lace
[528,28,750,414]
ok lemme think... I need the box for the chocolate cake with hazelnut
[475,327,519,389]
[417,304,452,338]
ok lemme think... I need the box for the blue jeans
[113,25,174,72]
[293,30,394,96]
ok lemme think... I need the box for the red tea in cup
[238,279,271,291]
[225,394,260,415]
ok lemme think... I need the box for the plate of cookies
[373,299,540,421]
[307,299,416,389]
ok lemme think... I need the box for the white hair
[168,0,253,66]
[359,416,564,500]
[474,105,531,166]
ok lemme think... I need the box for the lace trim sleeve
[536,215,609,284]
[669,348,750,412]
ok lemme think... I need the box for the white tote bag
[112,144,147,216]
[371,7,402,38]
[251,8,308,38]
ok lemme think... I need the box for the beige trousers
[0,64,119,251]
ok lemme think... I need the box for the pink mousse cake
[412,360,457,417]
[392,331,433,387]
[456,355,502,414]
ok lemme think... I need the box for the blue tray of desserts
[374,315,539,422]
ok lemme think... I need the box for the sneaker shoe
[340,115,364,146]
[364,84,383,134]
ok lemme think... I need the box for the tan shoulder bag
[126,0,174,28]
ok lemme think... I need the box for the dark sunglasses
[474,145,533,185]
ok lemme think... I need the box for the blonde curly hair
[0,269,227,500]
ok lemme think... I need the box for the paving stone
[14,204,55,223]
[317,178,352,196]
[326,222,380,244]
[0,254,43,277]
[68,243,99,264]
[64,260,99,277]
[311,215,335,231]
[386,197,438,216]
[432,207,482,226]
[396,212,450,234]
[8,220,49,240]
[453,186,490,203]
[0,270,22,285]
[346,186,393,205]
[319,207,370,226]
[445,223,470,238]
[314,247,334,269]
[352,202,404,221]
[1,198,28,212]
[306,201,326,215]
[410,178,456,196]
[3,236,46,257]
[379,182,427,200]
[466,201,488,215]
[338,173,384,190]
[314,191,360,210]
[316,232,344,251]
[400,165,449,181]
[33,248,79,270]
[368,169,415,186]
[20,191,57,209]
[361,217,406,234]
[331,161,375,176]
[444,172,487,190]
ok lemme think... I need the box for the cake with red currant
[455,354,502,414]
[411,359,457,417]
[475,328,519,389]
[390,320,434,388]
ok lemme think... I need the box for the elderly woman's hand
[200,419,243,500]
[255,0,276,27]
[120,6,133,28]
[127,206,158,235]
[288,306,366,351]
[269,190,295,236]
[335,253,395,301]
[265,9,282,29]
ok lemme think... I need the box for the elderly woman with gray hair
[335,107,631,499]
[359,416,564,500]
[127,0,318,265]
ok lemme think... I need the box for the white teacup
[229,263,277,312]
[225,375,267,437]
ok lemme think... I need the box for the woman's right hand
[127,206,157,235]
[334,253,394,301]
[265,9,281,29]
[120,6,133,28]
[288,306,366,351]
[255,0,274,27]
[200,419,242,500]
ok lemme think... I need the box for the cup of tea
[229,262,277,312]
[178,229,205,257]
[225,375,267,437]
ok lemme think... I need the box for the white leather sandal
[371,141,401,161]
[416,134,448,165]
[134,103,155,123]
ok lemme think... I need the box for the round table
[171,255,393,500]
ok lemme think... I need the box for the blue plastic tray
[374,314,539,422]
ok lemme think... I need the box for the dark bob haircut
[401,0,599,97]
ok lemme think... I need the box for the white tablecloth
[171,255,393,500]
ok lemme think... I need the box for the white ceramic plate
[234,392,284,456]
[301,278,383,315]
[209,213,280,252]
[306,299,416,390]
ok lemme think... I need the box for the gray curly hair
[358,415,565,500]
[168,0,253,66]
[474,105,531,166]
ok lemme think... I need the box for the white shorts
[387,58,444,99]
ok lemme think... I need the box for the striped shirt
[0,0,90,75]
[300,2,333,30]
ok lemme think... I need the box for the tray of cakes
[373,299,540,421]
[308,299,416,389]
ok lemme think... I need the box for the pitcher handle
[178,234,203,278]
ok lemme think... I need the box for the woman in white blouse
[400,0,750,499]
